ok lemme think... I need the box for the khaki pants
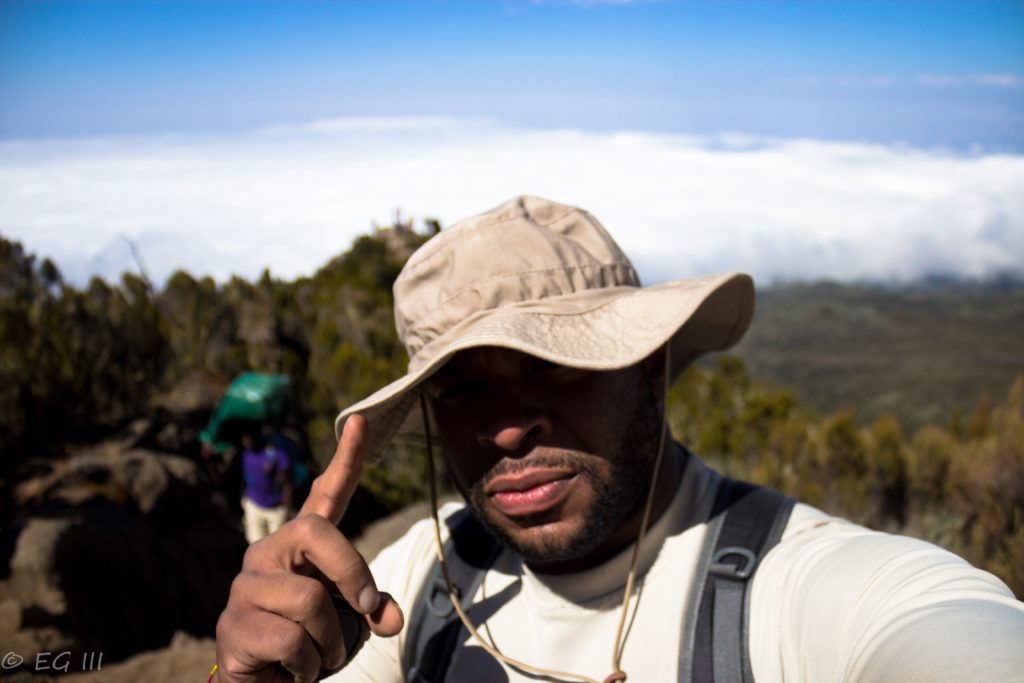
[242,495,289,544]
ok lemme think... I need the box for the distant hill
[727,280,1024,430]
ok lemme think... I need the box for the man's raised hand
[214,415,404,682]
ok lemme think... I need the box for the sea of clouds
[2,116,1022,287]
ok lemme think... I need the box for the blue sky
[1,1,1023,286]
[3,0,1023,147]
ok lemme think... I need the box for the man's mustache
[475,449,593,490]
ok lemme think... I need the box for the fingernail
[358,585,380,613]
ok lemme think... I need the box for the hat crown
[394,196,640,367]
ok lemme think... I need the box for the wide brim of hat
[334,271,754,463]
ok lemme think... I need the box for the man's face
[424,347,663,572]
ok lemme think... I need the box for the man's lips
[485,468,576,517]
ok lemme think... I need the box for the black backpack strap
[685,477,795,683]
[404,506,501,683]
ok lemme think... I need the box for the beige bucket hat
[335,195,754,461]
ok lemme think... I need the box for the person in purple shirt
[239,429,293,544]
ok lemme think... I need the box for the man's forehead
[431,347,540,376]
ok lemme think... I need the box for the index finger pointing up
[300,414,368,525]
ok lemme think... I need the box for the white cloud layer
[2,117,1023,288]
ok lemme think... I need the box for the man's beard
[460,383,664,567]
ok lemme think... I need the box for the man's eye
[437,380,480,401]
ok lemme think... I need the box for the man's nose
[478,396,554,452]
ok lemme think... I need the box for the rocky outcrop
[0,484,451,682]
[0,444,246,675]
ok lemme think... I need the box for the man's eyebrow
[430,362,462,377]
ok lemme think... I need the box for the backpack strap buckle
[709,546,758,580]
[425,575,459,617]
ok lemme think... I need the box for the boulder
[0,447,246,672]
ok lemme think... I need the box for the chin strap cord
[609,343,671,677]
[418,343,672,683]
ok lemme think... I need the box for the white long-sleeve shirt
[330,454,1024,682]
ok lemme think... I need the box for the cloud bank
[2,117,1022,287]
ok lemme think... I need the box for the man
[214,196,1024,682]
[239,427,293,544]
